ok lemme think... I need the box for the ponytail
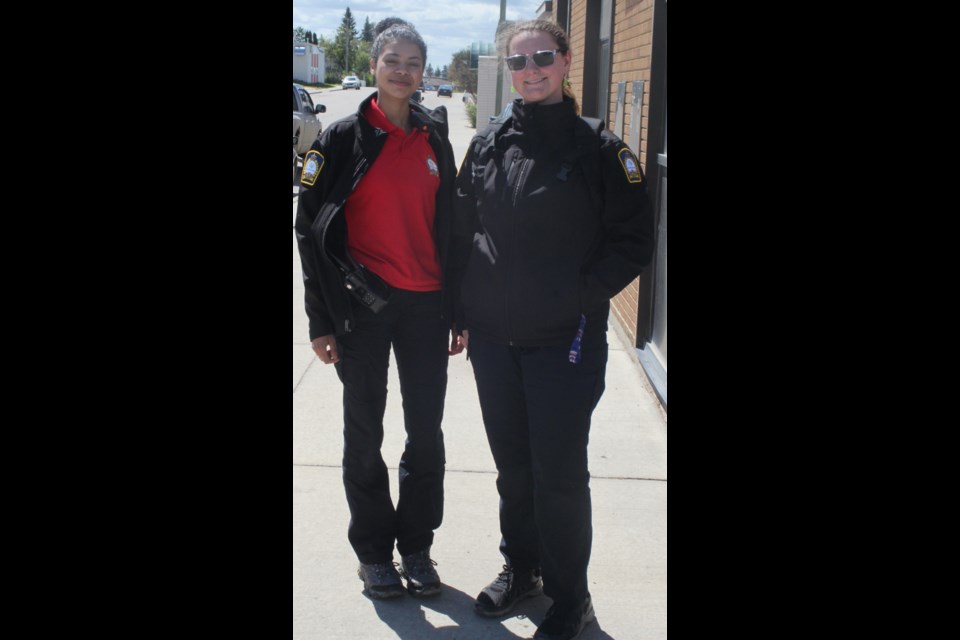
[562,78,581,116]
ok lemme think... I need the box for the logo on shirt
[426,156,439,177]
[301,150,324,186]
[618,148,643,184]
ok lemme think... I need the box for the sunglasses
[504,49,563,71]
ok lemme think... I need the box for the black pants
[334,289,449,564]
[468,326,608,609]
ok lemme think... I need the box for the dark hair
[371,17,427,63]
[499,19,579,114]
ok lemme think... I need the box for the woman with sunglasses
[295,17,464,600]
[452,20,654,640]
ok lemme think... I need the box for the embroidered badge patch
[618,148,643,184]
[301,150,324,186]
[426,156,439,177]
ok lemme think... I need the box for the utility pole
[495,0,506,115]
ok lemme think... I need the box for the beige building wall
[293,42,325,85]
[477,56,515,125]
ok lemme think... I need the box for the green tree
[293,26,307,43]
[361,17,374,42]
[425,63,435,78]
[354,40,374,85]
[319,34,344,79]
[335,8,359,73]
[447,49,477,93]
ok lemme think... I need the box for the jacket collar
[354,91,449,138]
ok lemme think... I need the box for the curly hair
[371,17,427,63]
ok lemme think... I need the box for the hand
[448,328,465,356]
[460,330,469,349]
[311,335,339,364]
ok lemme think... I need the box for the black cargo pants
[334,289,449,564]
[468,325,608,609]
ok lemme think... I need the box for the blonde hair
[498,19,580,115]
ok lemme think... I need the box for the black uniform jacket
[453,97,655,347]
[295,92,459,340]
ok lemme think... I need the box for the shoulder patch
[301,150,324,186]
[617,148,643,184]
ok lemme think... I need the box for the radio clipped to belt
[342,262,391,313]
[330,249,391,314]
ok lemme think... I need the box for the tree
[293,26,307,44]
[447,49,477,93]
[335,8,359,72]
[319,34,344,79]
[426,63,435,78]
[361,17,374,43]
[354,40,373,84]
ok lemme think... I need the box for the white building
[476,55,515,125]
[293,42,325,85]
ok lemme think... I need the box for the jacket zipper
[506,157,530,345]
[331,157,372,335]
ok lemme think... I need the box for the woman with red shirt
[295,18,464,600]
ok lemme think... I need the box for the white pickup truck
[293,83,326,157]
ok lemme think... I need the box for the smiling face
[507,30,571,106]
[370,39,424,103]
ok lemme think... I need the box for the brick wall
[567,0,655,349]
[567,2,587,119]
[610,0,653,349]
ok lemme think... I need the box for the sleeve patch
[618,148,643,184]
[301,150,324,186]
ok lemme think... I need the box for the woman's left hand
[448,328,466,356]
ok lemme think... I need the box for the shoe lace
[368,562,398,580]
[492,564,514,593]
[404,551,438,574]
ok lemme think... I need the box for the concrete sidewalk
[292,118,666,640]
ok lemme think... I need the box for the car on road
[293,83,326,157]
[437,84,453,97]
[293,135,298,184]
[411,89,423,103]
[342,75,361,89]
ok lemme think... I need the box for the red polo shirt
[345,98,442,292]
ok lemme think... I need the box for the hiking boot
[474,564,543,617]
[399,547,442,597]
[534,594,596,640]
[357,561,405,599]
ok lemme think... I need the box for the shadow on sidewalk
[369,583,523,638]
[367,584,617,639]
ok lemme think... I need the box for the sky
[293,0,549,72]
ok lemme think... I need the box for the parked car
[342,75,361,89]
[293,83,326,157]
[437,84,453,97]
[411,89,423,103]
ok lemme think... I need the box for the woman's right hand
[311,335,339,364]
